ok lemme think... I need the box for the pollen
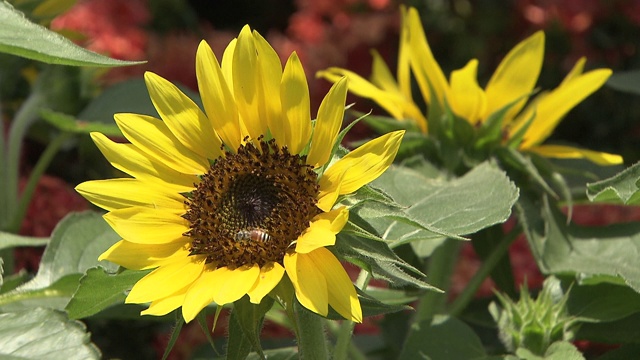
[184,138,320,268]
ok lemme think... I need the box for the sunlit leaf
[0,1,143,66]
[66,267,150,319]
[586,161,640,204]
[0,308,100,359]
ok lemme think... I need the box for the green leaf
[398,315,488,360]
[246,348,298,359]
[334,233,438,291]
[0,232,49,250]
[515,341,585,360]
[577,312,640,344]
[596,344,640,360]
[0,1,143,66]
[518,195,640,293]
[227,296,274,360]
[0,212,118,309]
[366,161,518,256]
[586,161,640,204]
[0,274,81,311]
[606,69,640,96]
[361,113,422,134]
[18,211,118,291]
[565,281,640,322]
[40,109,122,136]
[66,267,150,319]
[323,287,413,320]
[0,307,101,359]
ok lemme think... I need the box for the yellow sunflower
[76,25,404,323]
[318,6,622,166]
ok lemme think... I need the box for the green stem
[333,270,370,360]
[2,93,44,231]
[294,301,328,360]
[6,131,72,234]
[414,239,461,322]
[448,226,521,317]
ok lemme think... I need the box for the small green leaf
[334,234,438,291]
[227,296,274,360]
[66,267,150,319]
[40,109,122,136]
[0,232,49,250]
[515,341,585,360]
[398,315,487,360]
[0,308,101,359]
[586,161,640,204]
[0,1,143,66]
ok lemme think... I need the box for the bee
[235,228,272,243]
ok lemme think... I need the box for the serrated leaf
[0,307,100,359]
[586,161,640,204]
[0,232,49,250]
[398,315,487,360]
[0,1,143,66]
[66,267,150,319]
[518,195,640,293]
[324,287,413,320]
[515,341,584,360]
[334,234,438,291]
[363,161,518,256]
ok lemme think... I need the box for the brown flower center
[184,138,320,268]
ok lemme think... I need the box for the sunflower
[318,6,622,166]
[76,25,404,323]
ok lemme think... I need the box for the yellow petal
[144,71,222,160]
[284,252,328,317]
[214,264,260,304]
[99,239,190,270]
[321,130,404,195]
[484,31,544,121]
[317,68,406,120]
[370,50,399,93]
[76,179,185,213]
[182,266,227,322]
[528,144,623,165]
[90,132,198,192]
[308,247,362,322]
[281,52,311,153]
[141,291,186,317]
[520,68,612,148]
[247,262,285,304]
[221,38,237,94]
[306,77,347,168]
[448,59,487,124]
[233,26,268,141]
[406,6,449,107]
[254,31,284,146]
[561,57,586,86]
[397,6,412,99]
[114,113,209,175]
[296,207,348,254]
[127,256,205,304]
[317,167,345,212]
[103,207,189,244]
[195,41,241,151]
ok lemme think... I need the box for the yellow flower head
[318,6,622,166]
[76,25,404,323]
